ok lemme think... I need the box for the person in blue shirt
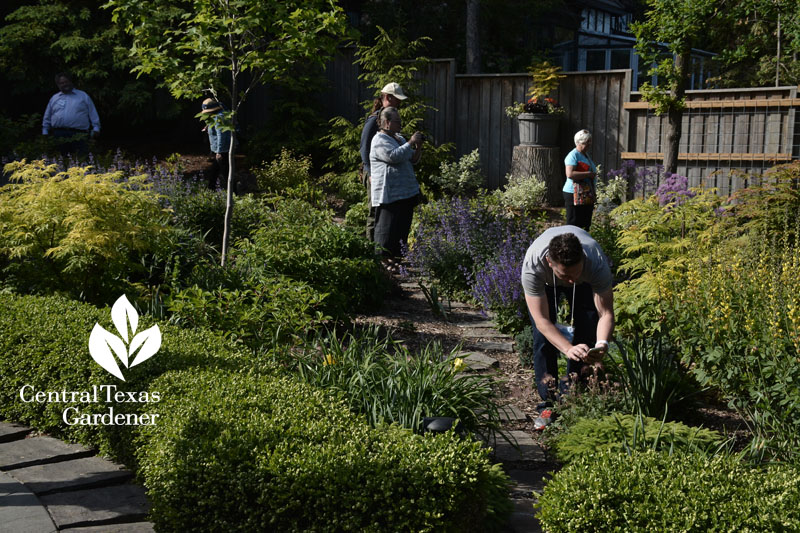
[562,129,597,231]
[200,98,233,191]
[42,73,101,157]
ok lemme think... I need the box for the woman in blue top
[563,129,597,231]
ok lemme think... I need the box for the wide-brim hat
[381,82,408,100]
[201,98,223,113]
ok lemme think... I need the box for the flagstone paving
[0,423,153,532]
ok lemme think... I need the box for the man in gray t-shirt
[520,226,615,428]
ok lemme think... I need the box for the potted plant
[505,61,566,147]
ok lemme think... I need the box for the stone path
[0,421,152,532]
[397,273,551,532]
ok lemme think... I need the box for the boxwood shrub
[0,293,255,465]
[537,449,800,532]
[139,369,512,532]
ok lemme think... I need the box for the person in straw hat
[359,82,408,242]
[200,97,232,191]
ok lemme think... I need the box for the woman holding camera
[369,106,424,269]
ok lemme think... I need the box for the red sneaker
[533,409,553,431]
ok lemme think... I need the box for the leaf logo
[88,295,161,381]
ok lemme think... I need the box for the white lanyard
[554,270,575,328]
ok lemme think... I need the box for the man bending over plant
[521,226,615,430]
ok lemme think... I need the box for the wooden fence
[624,86,800,195]
[291,47,800,195]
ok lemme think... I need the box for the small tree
[631,0,718,174]
[107,0,352,265]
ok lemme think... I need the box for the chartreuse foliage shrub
[138,369,512,532]
[536,449,800,532]
[610,186,723,335]
[0,160,171,302]
[296,328,505,438]
[0,293,252,466]
[552,414,724,464]
[664,225,800,463]
[234,198,385,317]
[252,148,324,206]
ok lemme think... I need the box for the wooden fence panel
[622,86,799,194]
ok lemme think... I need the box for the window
[586,50,606,71]
[610,49,630,70]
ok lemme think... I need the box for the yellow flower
[322,354,336,366]
[452,357,465,372]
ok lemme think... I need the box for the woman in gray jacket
[369,106,424,268]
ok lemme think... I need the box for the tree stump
[511,145,563,206]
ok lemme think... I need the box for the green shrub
[430,149,485,197]
[167,189,270,247]
[493,172,546,213]
[254,148,312,193]
[322,170,366,208]
[515,326,534,368]
[344,199,369,233]
[165,277,329,349]
[138,368,512,532]
[552,413,725,464]
[0,160,171,302]
[0,293,251,465]
[665,225,800,463]
[234,198,386,317]
[537,449,800,532]
[295,328,506,439]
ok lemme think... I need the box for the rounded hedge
[537,449,800,532]
[139,369,512,532]
[0,293,254,463]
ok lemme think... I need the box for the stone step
[41,484,150,530]
[488,431,546,463]
[0,436,95,471]
[468,340,515,353]
[505,497,542,533]
[0,421,32,444]
[10,456,134,496]
[461,328,513,340]
[0,470,58,533]
[62,524,156,533]
[462,352,499,371]
[498,405,529,422]
[457,320,497,329]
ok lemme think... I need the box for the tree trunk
[221,80,237,267]
[663,51,689,175]
[511,145,562,206]
[465,0,480,74]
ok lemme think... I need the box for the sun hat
[380,82,408,100]
[201,98,223,113]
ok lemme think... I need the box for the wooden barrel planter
[517,113,560,147]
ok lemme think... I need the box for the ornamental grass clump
[295,327,507,441]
